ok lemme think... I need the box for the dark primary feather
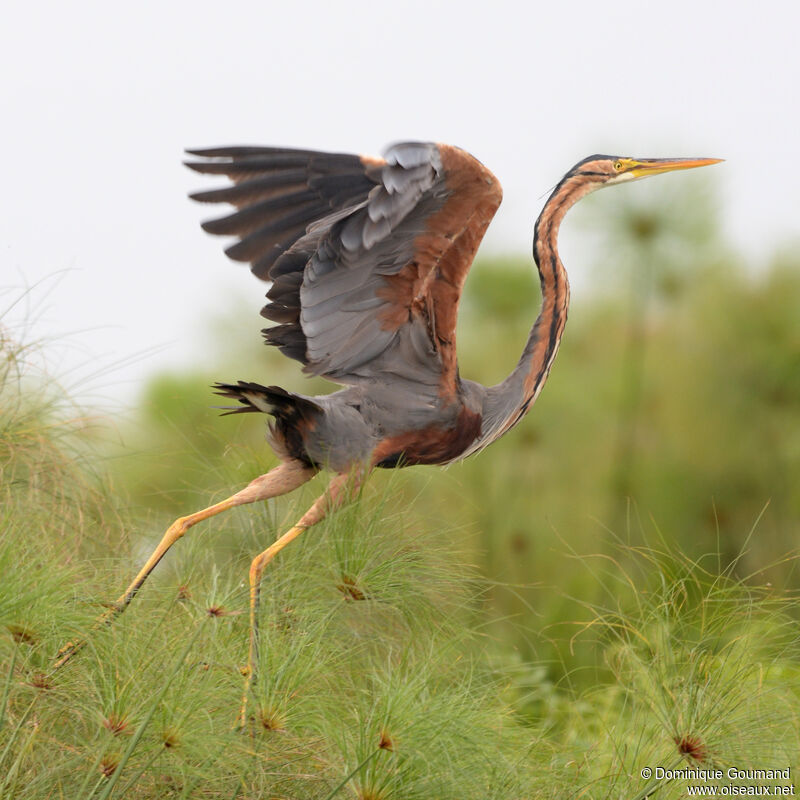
[189,171,308,206]
[185,147,378,278]
[187,142,503,398]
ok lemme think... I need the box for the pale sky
[1,0,798,405]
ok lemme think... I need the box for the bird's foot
[52,638,86,671]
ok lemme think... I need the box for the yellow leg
[53,460,316,671]
[238,470,362,728]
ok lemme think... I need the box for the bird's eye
[613,160,623,172]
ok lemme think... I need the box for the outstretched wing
[186,142,502,400]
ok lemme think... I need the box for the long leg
[53,459,316,671]
[239,469,363,728]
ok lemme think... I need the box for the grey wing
[187,142,502,398]
[186,146,379,281]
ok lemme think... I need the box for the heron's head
[568,155,723,189]
[537,153,722,238]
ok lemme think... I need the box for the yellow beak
[626,157,724,178]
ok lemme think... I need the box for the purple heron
[55,143,720,725]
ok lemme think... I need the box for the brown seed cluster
[102,713,129,735]
[100,756,119,778]
[336,575,367,601]
[260,707,286,732]
[29,673,52,690]
[161,728,181,748]
[378,730,395,751]
[675,734,708,762]
[206,605,242,617]
[7,625,36,645]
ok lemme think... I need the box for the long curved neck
[478,174,599,445]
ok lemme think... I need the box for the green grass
[2,185,799,796]
[2,325,800,797]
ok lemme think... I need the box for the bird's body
[53,140,720,726]
[214,378,487,472]
[197,140,580,474]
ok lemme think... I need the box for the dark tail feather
[212,381,321,419]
